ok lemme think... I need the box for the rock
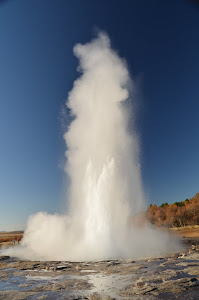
[0,256,10,261]
[107,261,120,267]
[190,278,198,282]
[136,281,145,288]
[150,278,163,284]
[178,253,187,258]
[170,253,180,258]
[142,287,157,294]
[186,266,199,276]
[86,293,115,300]
[188,249,195,254]
[125,260,135,263]
[56,265,71,270]
[0,290,37,299]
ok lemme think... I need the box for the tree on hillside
[160,202,168,207]
[146,192,199,227]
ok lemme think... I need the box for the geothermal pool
[0,239,199,300]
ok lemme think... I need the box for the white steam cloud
[3,32,180,261]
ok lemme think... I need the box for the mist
[3,32,180,261]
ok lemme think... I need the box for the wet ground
[0,238,199,299]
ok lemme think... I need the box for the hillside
[147,192,199,227]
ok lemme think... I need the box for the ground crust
[0,236,199,299]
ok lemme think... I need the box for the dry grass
[169,225,199,238]
[0,231,23,248]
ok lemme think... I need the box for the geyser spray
[3,32,180,261]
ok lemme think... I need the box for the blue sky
[0,0,199,230]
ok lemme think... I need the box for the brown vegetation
[0,231,23,248]
[146,192,199,228]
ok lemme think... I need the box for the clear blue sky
[0,0,199,230]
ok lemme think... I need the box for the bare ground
[170,225,199,238]
[0,235,199,300]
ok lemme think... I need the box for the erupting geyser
[4,32,180,261]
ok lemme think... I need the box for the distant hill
[8,231,24,234]
[0,231,23,234]
[147,192,199,227]
[192,192,199,201]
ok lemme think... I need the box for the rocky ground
[0,238,199,300]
